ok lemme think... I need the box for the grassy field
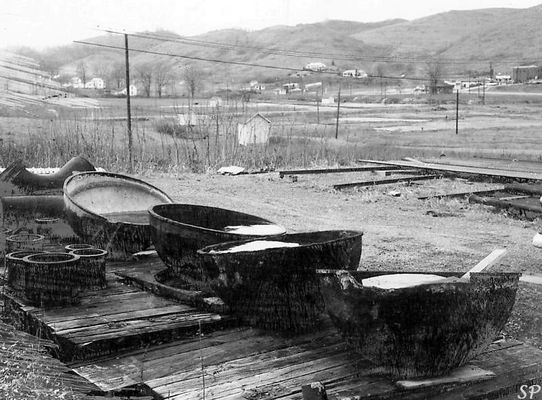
[3,90,542,172]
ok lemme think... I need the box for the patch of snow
[223,224,286,236]
[362,273,446,289]
[209,240,299,253]
[217,166,245,175]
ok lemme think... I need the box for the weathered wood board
[2,267,236,362]
[359,159,542,182]
[70,325,542,400]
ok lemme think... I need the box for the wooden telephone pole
[335,84,341,139]
[124,34,133,173]
[455,89,459,135]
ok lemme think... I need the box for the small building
[512,65,542,83]
[237,113,271,146]
[177,111,200,126]
[495,74,511,84]
[113,85,138,96]
[208,96,223,108]
[342,69,368,79]
[282,82,299,94]
[70,77,83,88]
[85,77,105,89]
[304,62,326,72]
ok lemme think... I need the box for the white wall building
[237,113,271,146]
[85,77,105,89]
[342,69,368,78]
[304,62,326,72]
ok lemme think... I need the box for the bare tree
[135,62,153,97]
[182,64,203,100]
[76,61,88,85]
[426,60,444,95]
[154,61,175,98]
[372,63,387,96]
[93,62,111,88]
[109,61,125,89]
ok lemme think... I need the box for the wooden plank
[417,188,501,200]
[358,159,542,182]
[396,365,495,390]
[311,343,542,400]
[150,349,355,399]
[378,169,422,176]
[66,313,231,343]
[51,304,195,333]
[333,175,438,190]
[469,193,542,214]
[498,195,531,201]
[37,293,188,324]
[505,183,542,196]
[460,248,507,280]
[76,329,340,392]
[278,165,401,177]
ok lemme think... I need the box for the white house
[237,113,271,146]
[495,74,511,84]
[304,62,326,72]
[342,69,368,78]
[177,111,200,126]
[85,77,105,89]
[113,85,138,96]
[70,77,83,88]
[208,96,223,108]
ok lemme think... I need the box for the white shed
[237,113,271,146]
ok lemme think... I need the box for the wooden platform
[70,325,542,400]
[2,262,235,362]
[359,159,542,183]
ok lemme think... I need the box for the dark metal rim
[197,230,363,255]
[69,248,108,257]
[22,252,80,265]
[65,244,95,251]
[6,233,45,243]
[6,251,43,260]
[148,203,285,236]
[35,217,60,224]
[63,171,173,225]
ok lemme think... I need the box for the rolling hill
[9,4,542,87]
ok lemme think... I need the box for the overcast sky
[1,0,541,49]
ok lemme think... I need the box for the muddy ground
[145,170,542,349]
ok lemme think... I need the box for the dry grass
[4,95,542,173]
[0,323,77,400]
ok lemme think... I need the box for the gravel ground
[143,170,542,349]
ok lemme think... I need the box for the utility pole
[316,95,320,124]
[455,89,459,135]
[124,34,133,173]
[482,79,486,105]
[335,83,341,139]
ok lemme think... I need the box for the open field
[3,89,542,173]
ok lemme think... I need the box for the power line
[74,39,455,82]
[98,28,540,67]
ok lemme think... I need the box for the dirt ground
[144,170,542,349]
